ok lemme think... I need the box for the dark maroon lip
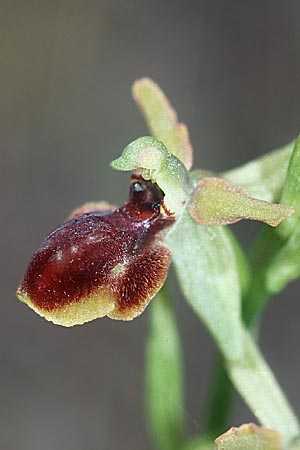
[18,176,174,320]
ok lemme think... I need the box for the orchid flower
[17,79,292,327]
[16,79,300,449]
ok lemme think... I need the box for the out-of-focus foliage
[146,288,185,450]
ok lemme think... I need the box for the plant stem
[146,284,186,450]
[204,354,234,438]
[228,329,299,446]
[242,226,284,326]
[204,226,295,439]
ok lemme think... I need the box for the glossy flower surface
[17,177,174,326]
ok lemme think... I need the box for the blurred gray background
[1,1,300,449]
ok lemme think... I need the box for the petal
[188,177,294,227]
[17,189,173,326]
[132,78,193,170]
[107,243,171,320]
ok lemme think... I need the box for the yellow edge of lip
[16,289,116,327]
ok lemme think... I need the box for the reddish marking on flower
[18,177,174,323]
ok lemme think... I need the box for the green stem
[204,354,234,438]
[146,284,186,450]
[204,226,295,440]
[242,226,284,326]
[204,317,299,447]
[228,329,299,446]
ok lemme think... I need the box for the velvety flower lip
[17,176,174,326]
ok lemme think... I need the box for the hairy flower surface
[17,176,173,326]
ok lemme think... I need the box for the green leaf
[223,142,294,202]
[215,423,283,450]
[111,136,192,215]
[188,177,293,227]
[256,136,300,295]
[280,137,300,221]
[145,286,185,450]
[264,226,300,294]
[166,208,244,361]
[241,226,282,325]
[132,78,193,169]
[278,135,300,238]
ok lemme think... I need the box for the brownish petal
[17,178,173,326]
[108,243,171,320]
